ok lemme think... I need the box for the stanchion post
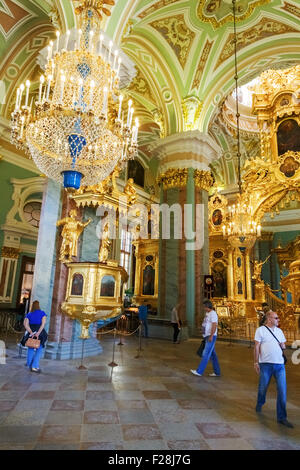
[135,323,142,359]
[248,323,252,348]
[78,338,88,370]
[228,313,233,347]
[108,327,118,367]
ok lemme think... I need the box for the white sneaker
[190,369,202,377]
[209,373,220,377]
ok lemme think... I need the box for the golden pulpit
[61,262,128,338]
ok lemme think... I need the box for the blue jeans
[196,336,220,376]
[27,345,43,369]
[256,363,287,421]
[142,319,148,338]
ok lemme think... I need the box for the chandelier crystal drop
[11,0,138,190]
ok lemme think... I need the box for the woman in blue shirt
[23,300,48,373]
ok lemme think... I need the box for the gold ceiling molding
[192,39,213,89]
[157,168,188,189]
[281,1,300,19]
[194,170,214,191]
[1,246,20,259]
[197,0,271,30]
[128,68,155,104]
[138,0,179,19]
[215,18,298,70]
[250,65,300,95]
[150,15,195,69]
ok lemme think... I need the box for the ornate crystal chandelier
[222,0,261,249]
[11,0,138,190]
[223,197,261,249]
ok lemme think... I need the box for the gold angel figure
[124,178,137,205]
[98,222,111,262]
[57,210,91,262]
[252,254,271,281]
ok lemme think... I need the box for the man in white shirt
[254,311,293,428]
[190,300,221,377]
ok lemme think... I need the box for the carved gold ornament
[194,170,214,191]
[1,246,20,259]
[157,169,188,189]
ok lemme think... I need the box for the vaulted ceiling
[1,0,300,187]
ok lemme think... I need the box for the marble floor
[0,334,299,450]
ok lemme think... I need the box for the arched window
[128,160,145,188]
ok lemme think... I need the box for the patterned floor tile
[39,425,81,442]
[195,422,241,439]
[50,400,84,411]
[122,424,162,441]
[84,411,119,424]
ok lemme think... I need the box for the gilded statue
[124,178,137,205]
[98,222,111,263]
[57,210,91,262]
[252,255,271,281]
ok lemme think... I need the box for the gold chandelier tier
[11,0,138,190]
[223,199,261,249]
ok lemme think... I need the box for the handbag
[197,339,206,357]
[264,326,287,364]
[25,336,40,349]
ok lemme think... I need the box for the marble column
[31,178,62,330]
[45,198,102,359]
[153,131,221,336]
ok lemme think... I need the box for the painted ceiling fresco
[1,0,300,187]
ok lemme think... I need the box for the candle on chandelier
[46,75,52,101]
[257,225,261,237]
[118,94,123,120]
[126,99,132,126]
[60,74,66,103]
[15,88,20,111]
[102,87,108,115]
[108,41,113,63]
[97,34,103,56]
[19,83,25,108]
[77,29,82,50]
[134,118,139,142]
[113,50,118,70]
[24,80,30,108]
[89,31,94,53]
[55,31,60,54]
[129,107,134,127]
[38,75,45,103]
[117,57,122,78]
[89,80,95,109]
[64,30,70,51]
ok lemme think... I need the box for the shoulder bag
[196,339,206,357]
[25,336,41,349]
[264,326,287,364]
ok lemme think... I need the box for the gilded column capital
[157,168,188,190]
[194,170,214,191]
[1,246,20,259]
